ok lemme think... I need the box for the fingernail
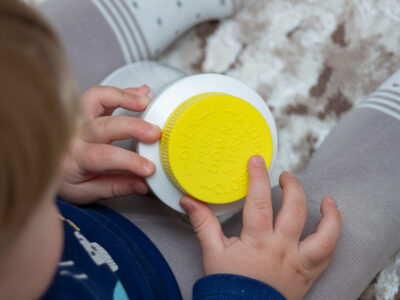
[322,197,337,214]
[148,91,155,99]
[180,196,195,214]
[147,124,161,135]
[326,197,337,207]
[144,162,155,175]
[140,95,151,105]
[136,182,149,194]
[252,155,265,166]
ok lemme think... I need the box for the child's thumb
[180,195,224,254]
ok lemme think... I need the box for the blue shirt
[42,200,285,300]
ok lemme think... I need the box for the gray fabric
[39,0,125,92]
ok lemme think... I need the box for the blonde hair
[0,0,78,257]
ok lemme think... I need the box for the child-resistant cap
[160,92,273,204]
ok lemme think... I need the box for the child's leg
[274,70,400,299]
[38,0,242,91]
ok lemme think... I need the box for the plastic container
[101,61,278,217]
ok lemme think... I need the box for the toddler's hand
[180,156,341,300]
[59,85,161,204]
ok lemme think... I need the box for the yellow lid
[160,92,273,204]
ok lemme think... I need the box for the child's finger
[180,195,225,254]
[241,155,273,241]
[82,85,151,118]
[82,116,161,144]
[62,174,149,204]
[274,172,307,241]
[79,143,156,177]
[299,197,342,267]
[123,85,150,97]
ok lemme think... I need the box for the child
[0,1,342,299]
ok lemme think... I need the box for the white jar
[102,61,278,217]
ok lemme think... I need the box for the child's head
[0,0,78,259]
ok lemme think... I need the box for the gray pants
[38,1,400,299]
